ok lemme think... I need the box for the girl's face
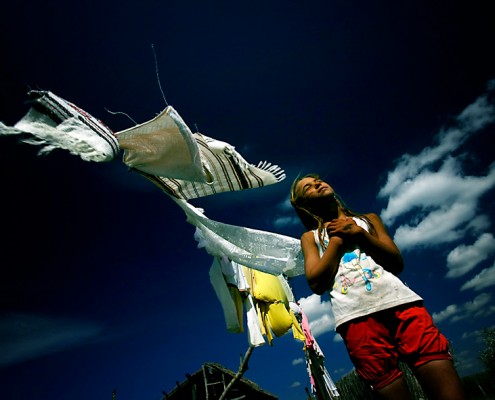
[295,176,335,200]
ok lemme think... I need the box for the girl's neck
[337,209,347,219]
[307,196,343,222]
[319,206,345,222]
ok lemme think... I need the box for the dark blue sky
[1,1,494,399]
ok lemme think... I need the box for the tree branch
[219,345,255,400]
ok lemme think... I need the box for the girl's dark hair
[290,173,375,247]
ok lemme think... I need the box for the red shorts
[337,302,452,391]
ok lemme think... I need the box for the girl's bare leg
[375,376,412,400]
[414,359,466,400]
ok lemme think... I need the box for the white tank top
[313,217,422,328]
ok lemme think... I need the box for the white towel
[176,197,305,278]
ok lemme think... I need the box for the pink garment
[300,305,315,349]
[294,302,340,399]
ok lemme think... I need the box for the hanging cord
[151,43,168,107]
[102,45,168,124]
[104,108,137,125]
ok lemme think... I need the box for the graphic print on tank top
[321,236,382,295]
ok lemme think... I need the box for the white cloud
[457,91,495,131]
[460,262,495,291]
[432,292,495,324]
[456,324,495,376]
[392,201,473,249]
[382,162,495,250]
[332,367,350,376]
[377,82,495,253]
[292,357,305,366]
[297,294,335,337]
[290,381,302,388]
[277,197,294,212]
[381,159,495,224]
[431,304,459,324]
[461,329,484,341]
[0,313,103,367]
[379,86,495,199]
[454,349,479,376]
[446,233,495,278]
[465,214,492,233]
[273,197,302,228]
[273,215,301,228]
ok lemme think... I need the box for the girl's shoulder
[301,230,321,248]
[361,212,379,219]
[362,212,380,222]
[353,213,380,234]
[301,230,316,241]
[362,213,385,226]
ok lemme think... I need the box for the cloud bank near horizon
[0,313,103,367]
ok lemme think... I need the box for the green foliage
[334,363,426,400]
[480,326,495,373]
[462,371,495,400]
[335,370,374,400]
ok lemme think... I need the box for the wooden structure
[163,362,278,399]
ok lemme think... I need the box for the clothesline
[0,89,338,398]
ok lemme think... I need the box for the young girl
[290,174,466,400]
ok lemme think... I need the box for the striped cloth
[139,132,286,200]
[1,92,285,199]
[117,105,286,200]
[0,90,119,162]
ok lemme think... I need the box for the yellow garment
[289,310,305,342]
[250,269,289,304]
[243,267,305,345]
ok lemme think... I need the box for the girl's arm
[301,231,345,295]
[326,213,404,274]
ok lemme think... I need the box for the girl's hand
[325,217,363,239]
